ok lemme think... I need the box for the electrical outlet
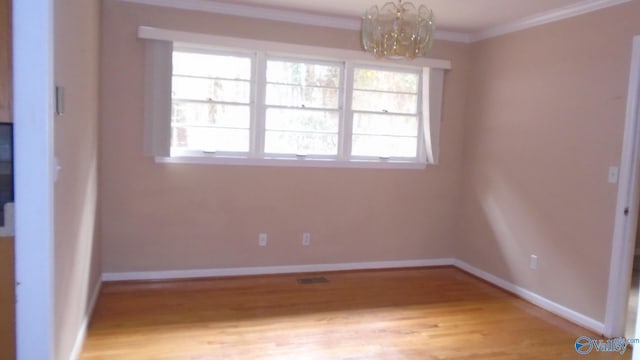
[259,233,268,247]
[530,255,538,270]
[608,166,619,184]
[302,232,311,246]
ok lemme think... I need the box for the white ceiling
[208,0,626,33]
[124,0,630,41]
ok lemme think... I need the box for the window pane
[352,135,417,158]
[172,102,250,128]
[172,127,249,153]
[354,68,419,93]
[171,50,253,155]
[352,90,418,114]
[172,76,250,103]
[350,67,422,160]
[266,108,339,132]
[266,84,339,109]
[265,131,338,155]
[267,60,340,87]
[173,52,251,80]
[353,113,418,137]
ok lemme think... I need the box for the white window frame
[140,27,450,170]
[262,55,344,160]
[348,64,425,163]
[170,46,256,158]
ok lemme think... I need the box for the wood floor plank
[81,267,631,359]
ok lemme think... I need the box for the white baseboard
[102,258,456,281]
[69,279,102,360]
[100,258,604,336]
[453,259,605,334]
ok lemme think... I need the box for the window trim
[156,154,428,170]
[140,26,450,169]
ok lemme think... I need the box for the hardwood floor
[81,267,630,359]
[0,237,14,360]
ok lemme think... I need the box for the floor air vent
[297,276,329,284]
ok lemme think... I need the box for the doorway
[605,35,640,338]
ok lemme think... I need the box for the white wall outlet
[608,166,619,184]
[530,255,538,270]
[55,85,65,116]
[259,233,268,247]
[53,157,61,182]
[302,232,311,246]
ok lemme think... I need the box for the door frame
[13,0,55,358]
[605,34,640,337]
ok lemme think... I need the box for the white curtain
[423,68,444,164]
[143,39,173,157]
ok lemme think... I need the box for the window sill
[154,156,428,170]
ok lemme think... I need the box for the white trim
[604,35,640,338]
[454,260,605,334]
[119,0,465,42]
[102,258,455,281]
[124,0,361,30]
[14,0,56,359]
[68,281,102,360]
[470,0,632,41]
[155,156,427,170]
[436,32,472,44]
[138,26,452,69]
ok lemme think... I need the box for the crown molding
[470,0,632,42]
[120,0,361,30]
[118,0,630,44]
[117,0,469,42]
[436,31,472,44]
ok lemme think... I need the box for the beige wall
[54,0,101,359]
[99,0,470,273]
[457,1,640,321]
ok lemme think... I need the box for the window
[351,67,422,160]
[264,59,342,157]
[141,29,448,169]
[171,50,253,155]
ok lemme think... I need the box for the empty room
[8,0,640,359]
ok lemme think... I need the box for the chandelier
[361,0,435,60]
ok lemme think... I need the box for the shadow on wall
[54,150,101,359]
[463,169,604,317]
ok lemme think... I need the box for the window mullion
[341,62,354,161]
[252,52,267,158]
